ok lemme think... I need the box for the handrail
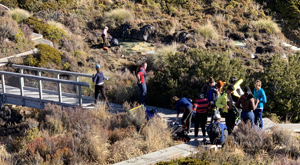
[12,64,109,80]
[0,71,90,87]
[0,71,90,107]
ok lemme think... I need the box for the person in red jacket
[137,62,147,104]
[193,94,210,141]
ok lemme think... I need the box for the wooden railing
[12,64,109,97]
[0,71,90,108]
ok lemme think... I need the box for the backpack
[208,122,222,143]
[145,109,159,120]
[207,89,218,102]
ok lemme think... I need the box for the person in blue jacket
[173,96,193,134]
[207,114,228,146]
[92,64,110,108]
[253,80,267,129]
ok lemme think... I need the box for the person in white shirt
[102,26,109,48]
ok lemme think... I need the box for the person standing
[202,77,216,98]
[209,80,225,123]
[253,80,267,129]
[137,62,147,104]
[92,64,110,107]
[102,26,109,48]
[216,85,235,134]
[236,86,258,127]
[173,96,193,134]
[193,94,210,141]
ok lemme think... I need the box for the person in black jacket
[92,64,110,107]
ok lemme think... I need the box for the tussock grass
[47,20,72,36]
[197,21,218,39]
[0,144,11,164]
[153,43,177,69]
[254,19,280,34]
[103,8,134,28]
[9,8,31,24]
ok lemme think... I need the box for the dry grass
[197,21,218,39]
[0,144,11,164]
[153,42,177,69]
[254,19,280,34]
[9,8,31,24]
[103,8,134,28]
[47,20,72,36]
[143,117,173,152]
[76,0,95,8]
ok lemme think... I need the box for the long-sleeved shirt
[254,88,267,109]
[216,93,233,113]
[92,72,104,85]
[202,82,216,97]
[176,97,192,114]
[192,98,210,113]
[137,66,147,84]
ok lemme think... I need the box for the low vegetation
[9,8,31,24]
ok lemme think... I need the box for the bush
[36,44,62,67]
[0,10,18,43]
[103,8,134,28]
[9,8,31,24]
[0,0,18,8]
[254,19,280,34]
[18,0,43,12]
[196,21,218,39]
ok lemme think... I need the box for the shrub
[40,1,58,11]
[18,0,43,12]
[35,44,62,67]
[9,8,31,24]
[0,0,18,8]
[0,144,11,164]
[254,19,280,34]
[103,8,134,28]
[196,21,218,39]
[0,11,18,43]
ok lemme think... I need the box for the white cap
[214,114,221,119]
[105,26,108,29]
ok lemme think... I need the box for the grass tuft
[9,8,31,24]
[103,8,134,28]
[254,19,280,34]
[197,21,218,39]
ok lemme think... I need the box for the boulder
[135,25,156,41]
[173,29,194,43]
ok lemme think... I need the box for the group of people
[173,77,267,145]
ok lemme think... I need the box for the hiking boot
[184,131,189,135]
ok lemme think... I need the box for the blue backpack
[207,89,218,102]
[145,109,159,120]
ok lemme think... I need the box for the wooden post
[38,71,43,109]
[1,75,5,103]
[78,85,82,106]
[57,73,62,103]
[19,69,24,97]
[75,75,79,96]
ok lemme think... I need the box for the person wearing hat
[207,114,228,146]
[92,64,110,107]
[102,26,109,48]
[216,84,235,134]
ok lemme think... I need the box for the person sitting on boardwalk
[173,96,193,135]
[193,94,210,141]
[137,62,147,104]
[92,64,110,108]
[253,80,267,129]
[207,114,228,146]
[216,85,235,135]
[236,86,258,127]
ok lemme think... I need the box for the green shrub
[254,19,280,34]
[40,1,58,10]
[24,17,66,42]
[36,44,61,67]
[0,0,18,8]
[9,8,31,24]
[18,0,43,12]
[157,157,210,165]
[103,8,134,28]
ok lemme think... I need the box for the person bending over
[173,96,193,135]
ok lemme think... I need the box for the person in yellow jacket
[216,85,235,135]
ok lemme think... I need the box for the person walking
[216,85,235,134]
[202,77,216,98]
[92,64,110,107]
[137,62,147,104]
[253,80,267,129]
[207,114,228,147]
[173,96,193,134]
[102,26,109,48]
[236,86,258,127]
[192,94,210,141]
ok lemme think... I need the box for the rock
[229,32,245,40]
[135,25,156,41]
[173,29,194,43]
[120,23,132,38]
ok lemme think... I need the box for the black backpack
[208,122,222,143]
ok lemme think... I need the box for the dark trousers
[225,110,235,135]
[95,85,108,105]
[102,34,106,47]
[254,109,263,129]
[194,112,207,137]
[182,106,193,132]
[138,83,147,104]
[241,111,254,127]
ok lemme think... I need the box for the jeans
[241,111,254,127]
[182,106,193,132]
[254,109,263,129]
[138,83,147,104]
